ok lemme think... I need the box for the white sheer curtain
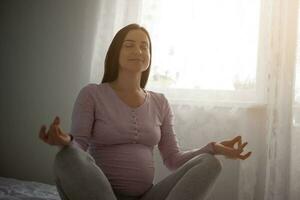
[259,0,297,199]
[89,0,299,199]
[290,0,300,199]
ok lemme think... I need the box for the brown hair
[101,24,152,89]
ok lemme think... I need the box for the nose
[133,46,142,55]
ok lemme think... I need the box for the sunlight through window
[140,0,261,93]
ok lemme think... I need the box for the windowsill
[148,86,265,108]
[169,99,267,109]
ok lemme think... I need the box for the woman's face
[118,29,150,74]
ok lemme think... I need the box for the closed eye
[124,44,134,48]
[140,45,148,50]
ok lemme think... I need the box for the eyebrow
[124,39,148,44]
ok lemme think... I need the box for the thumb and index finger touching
[220,135,241,147]
[49,116,65,137]
[224,135,248,149]
[39,116,62,141]
[220,135,252,160]
[53,116,65,136]
[231,135,252,159]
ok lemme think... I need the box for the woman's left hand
[213,136,251,160]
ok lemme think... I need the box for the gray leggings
[53,146,222,200]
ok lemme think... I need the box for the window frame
[139,0,267,106]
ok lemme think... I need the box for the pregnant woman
[39,23,251,200]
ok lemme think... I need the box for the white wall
[0,0,100,184]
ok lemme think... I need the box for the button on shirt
[70,83,215,196]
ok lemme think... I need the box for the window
[139,0,262,104]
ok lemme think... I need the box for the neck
[111,71,142,93]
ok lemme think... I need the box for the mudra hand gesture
[213,136,251,160]
[39,116,71,146]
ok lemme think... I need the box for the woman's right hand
[39,116,71,146]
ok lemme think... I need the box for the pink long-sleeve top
[70,82,215,196]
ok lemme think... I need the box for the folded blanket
[0,177,60,200]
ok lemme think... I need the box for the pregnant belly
[89,144,155,196]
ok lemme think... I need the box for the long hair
[101,24,152,89]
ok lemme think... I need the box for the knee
[205,154,222,173]
[55,146,81,164]
[193,153,222,175]
[53,146,93,175]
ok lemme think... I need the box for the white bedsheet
[0,177,60,200]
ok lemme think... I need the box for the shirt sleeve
[158,94,215,171]
[69,84,95,151]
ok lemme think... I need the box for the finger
[49,125,58,141]
[232,136,242,148]
[39,125,48,141]
[239,152,252,160]
[236,142,248,154]
[39,125,46,137]
[53,116,60,125]
[53,126,66,145]
[223,136,241,147]
[57,126,65,136]
[39,126,55,145]
[232,135,241,142]
[49,120,60,136]
[51,116,62,133]
[232,135,241,143]
[220,140,232,146]
[50,117,59,130]
[51,126,61,141]
[47,124,57,142]
[236,138,242,149]
[240,142,248,149]
[227,146,245,158]
[219,145,239,158]
[220,141,228,145]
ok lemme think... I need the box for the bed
[0,177,60,200]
